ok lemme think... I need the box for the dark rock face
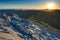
[0,10,60,40]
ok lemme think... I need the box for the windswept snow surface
[0,13,60,40]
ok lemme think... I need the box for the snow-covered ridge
[0,13,60,40]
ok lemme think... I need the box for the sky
[0,0,60,9]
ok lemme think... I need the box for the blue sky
[0,0,60,9]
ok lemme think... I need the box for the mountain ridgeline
[0,9,60,29]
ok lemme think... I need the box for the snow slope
[0,12,60,40]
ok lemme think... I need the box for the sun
[47,3,56,10]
